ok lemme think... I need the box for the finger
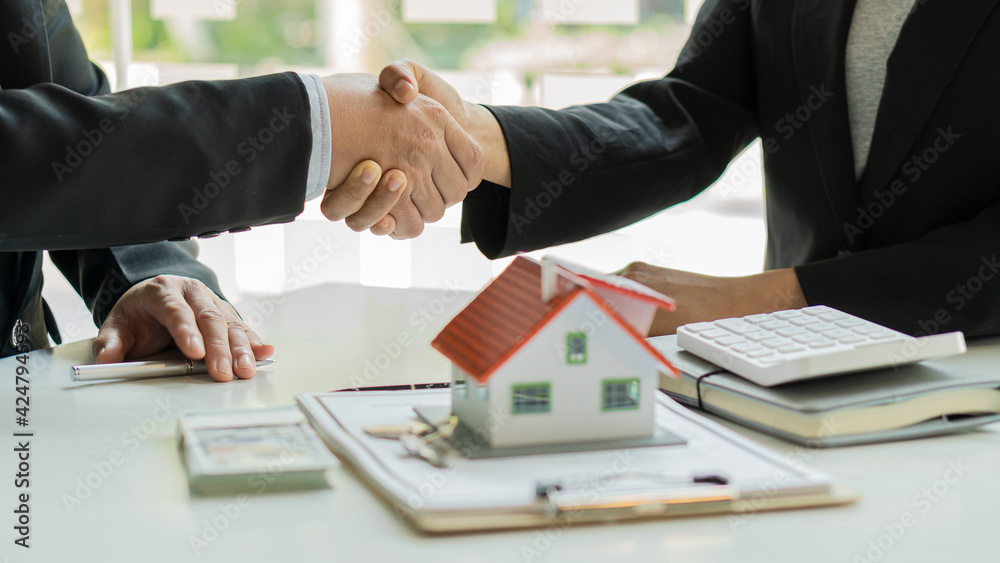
[142,285,206,360]
[226,318,257,380]
[370,213,397,236]
[430,141,472,210]
[379,59,425,104]
[93,317,130,364]
[320,160,383,222]
[442,114,485,194]
[379,60,463,111]
[387,197,425,239]
[344,169,407,232]
[184,288,234,382]
[408,169,447,224]
[243,326,275,360]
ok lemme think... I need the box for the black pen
[334,382,451,392]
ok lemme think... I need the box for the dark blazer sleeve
[461,0,759,259]
[48,242,224,327]
[0,2,314,252]
[39,1,228,327]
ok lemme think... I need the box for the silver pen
[71,358,276,382]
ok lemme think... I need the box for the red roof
[432,256,678,383]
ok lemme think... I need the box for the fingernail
[187,334,202,353]
[361,167,377,184]
[394,79,413,99]
[236,354,254,371]
[388,176,404,192]
[217,357,233,379]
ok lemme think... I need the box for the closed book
[650,336,1000,447]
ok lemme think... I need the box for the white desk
[3,283,998,562]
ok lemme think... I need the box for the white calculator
[676,306,967,387]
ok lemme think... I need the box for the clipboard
[296,390,856,533]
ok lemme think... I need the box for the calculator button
[867,330,898,340]
[746,332,773,342]
[699,328,731,339]
[819,312,848,322]
[684,322,716,333]
[743,314,771,324]
[714,318,758,335]
[716,335,746,346]
[801,306,836,316]
[776,326,806,337]
[773,310,805,320]
[762,338,793,349]
[839,336,864,344]
[822,328,853,339]
[808,322,836,333]
[748,349,775,358]
[835,318,864,328]
[732,342,762,353]
[793,333,823,343]
[760,321,790,330]
[808,340,836,348]
[778,344,806,353]
[790,317,820,327]
[853,325,881,335]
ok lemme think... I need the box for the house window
[602,378,640,411]
[512,383,551,414]
[453,370,468,399]
[566,332,587,364]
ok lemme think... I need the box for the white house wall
[452,365,489,434]
[486,293,658,448]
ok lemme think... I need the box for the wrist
[466,102,511,188]
[746,268,808,313]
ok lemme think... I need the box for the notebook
[296,389,855,533]
[650,335,1000,447]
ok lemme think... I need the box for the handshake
[317,61,510,239]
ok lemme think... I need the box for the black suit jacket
[462,0,1000,338]
[0,0,313,355]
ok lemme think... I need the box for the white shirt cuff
[296,73,332,202]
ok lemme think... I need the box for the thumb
[379,59,423,104]
[379,59,462,114]
[93,318,130,364]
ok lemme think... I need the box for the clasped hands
[318,61,808,332]
[93,62,806,381]
[318,63,509,238]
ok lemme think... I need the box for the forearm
[0,73,313,251]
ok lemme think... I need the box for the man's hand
[325,61,511,239]
[615,263,808,336]
[377,60,511,188]
[92,276,274,382]
[321,160,407,235]
[319,73,484,238]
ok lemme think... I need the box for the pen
[334,382,450,392]
[71,358,276,382]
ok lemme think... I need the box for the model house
[431,256,679,449]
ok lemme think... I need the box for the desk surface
[2,283,998,563]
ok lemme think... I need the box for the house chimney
[541,257,557,302]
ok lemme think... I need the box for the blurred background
[47,0,765,341]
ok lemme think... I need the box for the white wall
[484,292,658,448]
